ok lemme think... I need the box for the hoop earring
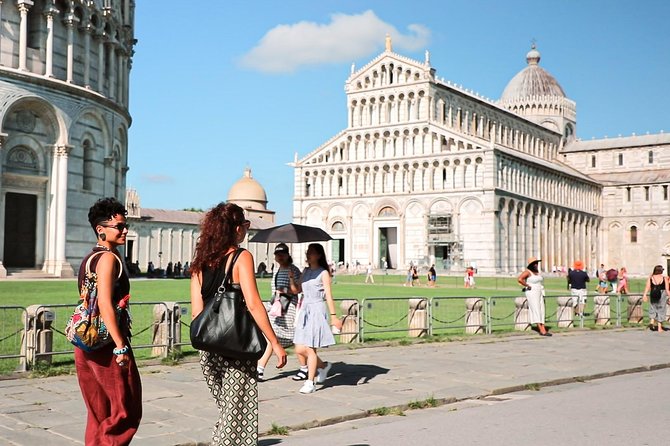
[98,232,106,241]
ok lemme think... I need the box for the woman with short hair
[74,197,142,446]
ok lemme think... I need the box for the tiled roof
[563,133,670,153]
[140,208,203,225]
[587,168,670,186]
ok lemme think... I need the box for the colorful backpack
[65,251,127,352]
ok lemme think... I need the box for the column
[46,145,74,277]
[64,14,79,83]
[116,50,124,101]
[97,34,105,93]
[18,0,32,71]
[82,24,92,87]
[107,41,116,99]
[0,1,3,66]
[44,7,56,77]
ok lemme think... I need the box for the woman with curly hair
[75,197,142,446]
[190,202,287,445]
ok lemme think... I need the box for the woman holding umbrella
[293,243,343,394]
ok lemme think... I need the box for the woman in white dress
[518,257,552,336]
[292,243,343,394]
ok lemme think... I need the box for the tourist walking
[293,243,343,394]
[642,265,670,332]
[257,243,305,381]
[74,198,142,445]
[428,264,437,287]
[365,263,375,284]
[617,267,629,294]
[411,265,421,286]
[518,257,551,336]
[190,203,287,445]
[567,260,590,317]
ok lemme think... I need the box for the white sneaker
[316,362,332,384]
[299,380,316,394]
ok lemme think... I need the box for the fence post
[152,302,173,358]
[627,295,643,324]
[514,297,530,331]
[556,296,574,328]
[408,298,428,337]
[465,298,484,334]
[594,295,611,325]
[339,300,359,343]
[20,305,54,369]
[170,302,182,355]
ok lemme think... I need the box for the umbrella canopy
[249,223,332,243]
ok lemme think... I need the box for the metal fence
[0,293,653,371]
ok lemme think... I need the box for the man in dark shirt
[568,260,590,317]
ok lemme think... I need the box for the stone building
[125,168,277,275]
[292,39,670,275]
[0,0,135,277]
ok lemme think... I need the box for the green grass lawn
[0,274,650,375]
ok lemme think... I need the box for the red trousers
[74,346,142,446]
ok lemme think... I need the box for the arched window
[331,221,345,232]
[649,150,654,164]
[83,140,95,190]
[630,225,638,243]
[378,206,397,217]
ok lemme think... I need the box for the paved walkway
[0,329,668,445]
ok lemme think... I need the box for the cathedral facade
[292,40,670,275]
[0,0,135,277]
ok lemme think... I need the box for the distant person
[365,263,375,284]
[147,261,155,277]
[166,261,173,277]
[567,260,590,317]
[464,266,475,288]
[175,261,182,277]
[617,267,629,294]
[293,243,342,394]
[518,257,551,336]
[642,265,669,332]
[428,264,436,287]
[605,267,618,293]
[404,265,413,287]
[382,258,388,275]
[596,263,607,293]
[411,265,421,286]
[183,261,190,277]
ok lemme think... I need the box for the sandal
[292,370,308,381]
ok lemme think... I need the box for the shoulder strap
[86,251,123,280]
[217,248,245,292]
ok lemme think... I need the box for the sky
[127,0,670,223]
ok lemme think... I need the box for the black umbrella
[249,223,332,243]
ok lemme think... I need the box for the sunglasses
[101,223,130,232]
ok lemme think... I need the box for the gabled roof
[140,209,203,225]
[345,50,433,91]
[563,133,670,153]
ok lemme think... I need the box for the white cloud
[239,10,430,74]
[143,174,174,184]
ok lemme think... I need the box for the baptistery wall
[0,0,135,277]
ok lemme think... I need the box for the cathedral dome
[500,45,565,101]
[228,168,267,210]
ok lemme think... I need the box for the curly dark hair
[88,197,127,232]
[190,202,246,273]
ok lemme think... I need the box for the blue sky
[127,0,670,222]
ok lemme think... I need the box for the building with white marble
[124,168,277,275]
[0,0,135,277]
[292,39,670,275]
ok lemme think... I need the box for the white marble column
[64,14,78,83]
[82,25,92,87]
[97,34,106,93]
[107,42,116,100]
[44,145,74,277]
[44,7,56,77]
[18,1,32,71]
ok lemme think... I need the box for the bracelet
[113,345,129,355]
[330,313,336,316]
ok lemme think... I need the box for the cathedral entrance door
[378,227,397,269]
[3,192,37,267]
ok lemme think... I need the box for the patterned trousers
[199,351,258,445]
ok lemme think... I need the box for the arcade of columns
[4,0,133,106]
[497,198,599,273]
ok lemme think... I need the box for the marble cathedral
[292,38,670,275]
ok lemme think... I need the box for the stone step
[5,268,57,279]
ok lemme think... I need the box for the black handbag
[190,249,267,359]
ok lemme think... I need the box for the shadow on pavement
[320,362,390,388]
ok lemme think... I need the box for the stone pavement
[0,329,668,445]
